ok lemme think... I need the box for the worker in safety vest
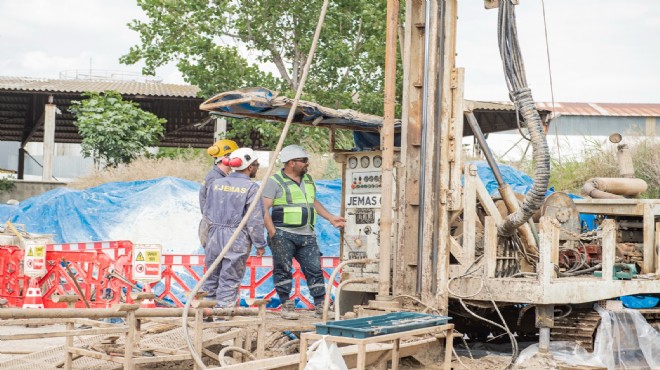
[199,139,238,248]
[202,147,266,307]
[262,145,345,319]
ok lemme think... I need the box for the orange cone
[22,277,45,309]
[140,285,157,309]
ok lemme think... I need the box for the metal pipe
[378,0,400,298]
[465,112,504,185]
[417,0,433,295]
[322,259,377,323]
[467,112,539,254]
[430,0,447,294]
[0,307,258,320]
[539,327,550,353]
[334,278,375,322]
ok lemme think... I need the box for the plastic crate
[315,312,452,339]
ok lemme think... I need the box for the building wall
[0,141,93,181]
[0,179,68,203]
[549,116,659,137]
[464,116,660,162]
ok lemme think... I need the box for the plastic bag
[304,337,348,370]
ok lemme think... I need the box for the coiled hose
[496,0,550,237]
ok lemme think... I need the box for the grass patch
[69,150,342,189]
[512,138,660,198]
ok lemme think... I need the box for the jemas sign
[23,242,46,277]
[132,244,162,282]
[346,194,382,208]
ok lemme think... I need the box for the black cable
[496,0,550,237]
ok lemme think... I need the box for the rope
[181,0,332,367]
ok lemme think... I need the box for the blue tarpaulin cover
[0,164,608,306]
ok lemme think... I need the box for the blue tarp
[0,164,603,306]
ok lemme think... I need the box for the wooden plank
[391,339,400,370]
[448,68,465,211]
[443,328,454,370]
[449,236,464,265]
[601,219,617,281]
[432,0,458,313]
[395,0,425,297]
[484,216,498,278]
[462,164,477,269]
[643,204,655,273]
[475,177,503,222]
[64,322,74,370]
[538,218,554,284]
[656,222,660,276]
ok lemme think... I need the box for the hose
[321,259,377,323]
[496,0,550,237]
[181,0,332,368]
[218,346,257,367]
[333,277,375,321]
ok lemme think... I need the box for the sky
[1,0,659,104]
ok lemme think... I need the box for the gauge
[360,156,370,168]
[348,156,358,169]
[373,155,382,168]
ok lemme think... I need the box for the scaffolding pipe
[0,307,258,320]
[417,0,434,295]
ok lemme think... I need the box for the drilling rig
[202,0,660,357]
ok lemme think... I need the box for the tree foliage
[121,0,400,150]
[69,91,166,168]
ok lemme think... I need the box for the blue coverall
[201,172,266,307]
[198,166,226,247]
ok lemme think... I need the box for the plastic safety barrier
[1,241,341,309]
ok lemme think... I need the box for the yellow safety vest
[271,172,317,228]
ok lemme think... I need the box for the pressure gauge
[360,156,370,168]
[348,156,358,169]
[373,155,382,168]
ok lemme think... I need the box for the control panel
[335,151,397,292]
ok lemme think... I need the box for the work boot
[314,303,334,319]
[313,303,324,319]
[280,300,299,320]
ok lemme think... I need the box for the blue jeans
[269,229,326,303]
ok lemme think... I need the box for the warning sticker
[132,244,162,282]
[24,243,47,277]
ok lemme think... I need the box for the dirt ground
[0,322,566,370]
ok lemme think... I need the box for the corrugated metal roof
[535,102,660,117]
[0,76,200,98]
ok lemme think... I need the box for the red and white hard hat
[226,147,258,170]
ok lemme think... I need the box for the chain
[549,218,601,241]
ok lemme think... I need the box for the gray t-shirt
[263,174,315,236]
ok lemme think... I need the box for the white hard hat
[228,148,258,170]
[279,145,308,163]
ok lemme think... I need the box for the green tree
[121,0,398,150]
[69,91,166,168]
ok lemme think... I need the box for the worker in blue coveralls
[199,139,238,248]
[202,147,266,307]
[262,145,345,320]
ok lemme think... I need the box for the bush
[513,138,660,198]
[0,176,16,193]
